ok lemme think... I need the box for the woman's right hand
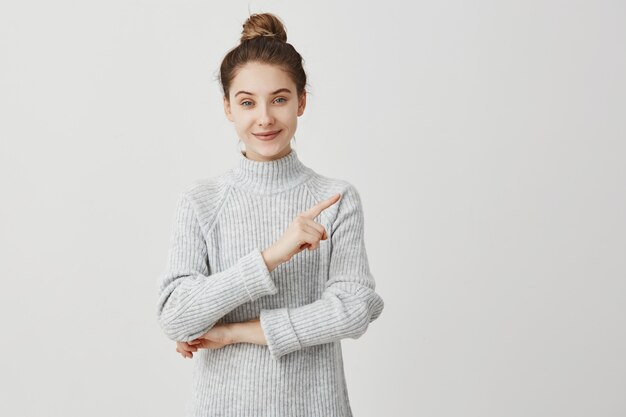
[262,193,341,271]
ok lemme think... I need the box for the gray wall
[0,1,624,416]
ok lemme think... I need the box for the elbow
[344,292,385,340]
[156,283,198,341]
[155,298,195,342]
[156,304,186,341]
[157,313,216,343]
[156,292,182,341]
[156,297,219,342]
[369,292,385,322]
[324,274,384,341]
[158,315,184,342]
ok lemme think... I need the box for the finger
[299,230,321,251]
[178,346,194,354]
[302,219,327,239]
[300,193,341,220]
[302,224,324,247]
[188,340,205,349]
[301,193,340,219]
[299,242,312,251]
[183,342,198,351]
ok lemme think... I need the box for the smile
[253,130,282,141]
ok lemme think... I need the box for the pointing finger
[301,193,341,219]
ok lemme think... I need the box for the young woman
[157,12,384,417]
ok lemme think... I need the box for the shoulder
[305,172,365,222]
[177,175,231,234]
[306,171,362,200]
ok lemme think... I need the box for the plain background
[1,1,624,416]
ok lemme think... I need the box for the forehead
[231,62,295,94]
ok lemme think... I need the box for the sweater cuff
[259,307,302,360]
[237,248,277,301]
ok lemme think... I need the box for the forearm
[158,248,277,342]
[257,277,384,360]
[261,246,285,272]
[230,319,267,346]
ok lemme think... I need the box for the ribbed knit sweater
[156,148,384,417]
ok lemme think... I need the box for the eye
[240,97,286,108]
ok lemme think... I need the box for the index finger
[301,193,341,219]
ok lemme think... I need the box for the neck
[226,148,313,194]
[241,146,293,162]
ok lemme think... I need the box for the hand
[175,323,235,359]
[263,193,341,270]
[176,341,198,359]
[175,319,268,358]
[195,319,266,346]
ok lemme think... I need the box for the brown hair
[218,13,308,102]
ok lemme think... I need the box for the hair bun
[240,13,288,43]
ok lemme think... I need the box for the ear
[223,96,233,122]
[297,90,307,116]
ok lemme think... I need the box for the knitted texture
[157,149,384,417]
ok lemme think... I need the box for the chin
[248,142,291,159]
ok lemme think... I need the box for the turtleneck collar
[225,148,313,194]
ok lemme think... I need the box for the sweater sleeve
[157,192,278,342]
[259,184,384,360]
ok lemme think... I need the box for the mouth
[252,129,282,141]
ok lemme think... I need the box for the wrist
[231,319,266,346]
[227,322,244,345]
[249,319,267,346]
[262,246,284,272]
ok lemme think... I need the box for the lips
[253,129,282,141]
[254,130,281,136]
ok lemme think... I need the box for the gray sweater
[156,148,384,417]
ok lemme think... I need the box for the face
[224,62,306,162]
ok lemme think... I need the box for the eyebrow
[234,88,292,97]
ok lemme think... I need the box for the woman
[157,12,385,417]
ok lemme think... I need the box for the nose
[256,104,275,127]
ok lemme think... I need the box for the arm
[156,192,278,342]
[259,184,384,360]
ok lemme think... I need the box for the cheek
[233,112,256,126]
[278,106,299,121]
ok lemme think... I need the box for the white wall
[0,1,624,416]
